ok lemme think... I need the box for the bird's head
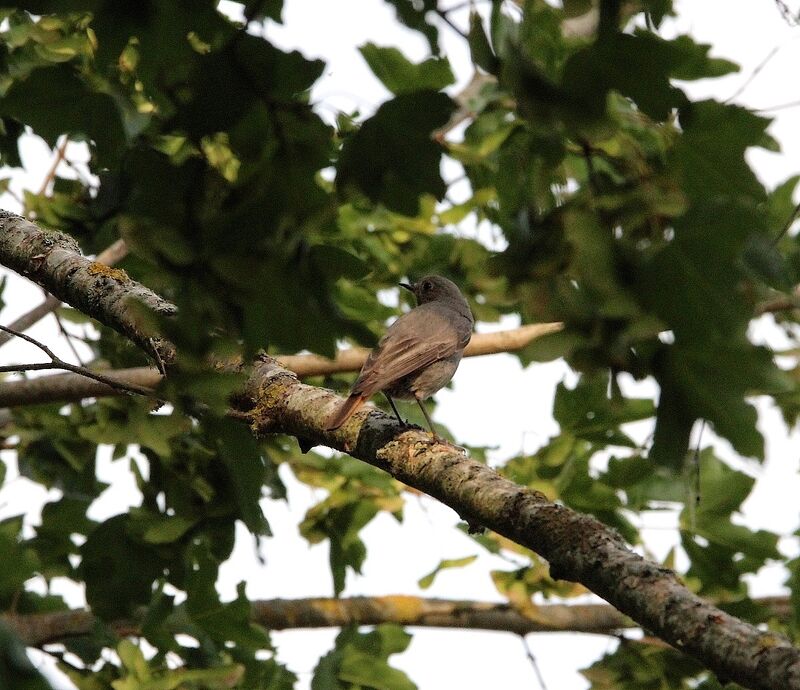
[399,275,469,308]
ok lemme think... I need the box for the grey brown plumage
[326,275,474,434]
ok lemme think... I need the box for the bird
[325,275,474,437]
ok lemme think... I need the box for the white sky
[1,1,800,689]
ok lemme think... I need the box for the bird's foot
[427,433,467,454]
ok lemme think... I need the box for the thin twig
[1,186,23,206]
[725,46,781,104]
[37,136,70,197]
[52,309,85,365]
[0,324,155,397]
[756,98,800,112]
[442,0,479,14]
[435,8,469,39]
[0,363,61,373]
[774,0,800,26]
[520,635,549,690]
[772,199,800,246]
[581,140,601,197]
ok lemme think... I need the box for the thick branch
[0,212,172,361]
[1,214,799,689]
[236,356,800,690]
[0,238,129,350]
[5,595,792,648]
[0,323,561,407]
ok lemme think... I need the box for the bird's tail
[325,394,366,430]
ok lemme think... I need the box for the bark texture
[0,237,129,349]
[0,212,174,361]
[1,213,799,690]
[237,357,800,690]
[5,595,791,648]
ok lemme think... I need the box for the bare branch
[0,325,156,397]
[4,595,792,648]
[0,366,162,407]
[0,362,68,374]
[0,295,61,349]
[0,324,562,407]
[36,136,70,197]
[232,355,800,690]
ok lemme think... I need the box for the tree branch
[4,595,793,649]
[233,356,800,690]
[0,236,129,351]
[1,212,799,689]
[0,324,561,407]
[0,325,156,397]
[0,212,171,362]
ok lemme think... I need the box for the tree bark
[1,211,799,690]
[4,595,791,648]
[0,212,173,362]
[0,238,129,349]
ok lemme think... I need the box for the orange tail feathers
[325,394,366,430]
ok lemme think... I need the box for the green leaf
[359,44,454,95]
[418,555,478,589]
[518,328,585,364]
[0,516,39,601]
[679,451,780,594]
[0,620,54,690]
[208,419,270,536]
[310,244,370,282]
[142,516,195,544]
[30,496,94,579]
[80,515,168,620]
[468,12,499,73]
[649,374,694,469]
[383,0,439,52]
[337,91,454,215]
[655,341,787,461]
[742,232,793,291]
[788,552,800,633]
[582,639,708,689]
[313,625,415,690]
[0,65,126,167]
[554,372,656,447]
[669,100,770,203]
[184,543,269,649]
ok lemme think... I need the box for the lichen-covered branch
[1,214,798,690]
[236,356,800,690]
[0,237,129,350]
[0,211,173,362]
[5,595,792,648]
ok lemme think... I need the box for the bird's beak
[399,282,414,292]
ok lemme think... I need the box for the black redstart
[325,275,474,437]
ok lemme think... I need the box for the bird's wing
[351,306,463,398]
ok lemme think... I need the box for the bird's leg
[415,397,441,439]
[384,393,408,427]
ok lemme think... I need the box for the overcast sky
[2,2,800,689]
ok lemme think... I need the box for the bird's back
[351,301,472,399]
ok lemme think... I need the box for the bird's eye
[422,281,432,291]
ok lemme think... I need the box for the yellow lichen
[382,594,424,620]
[87,262,129,282]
